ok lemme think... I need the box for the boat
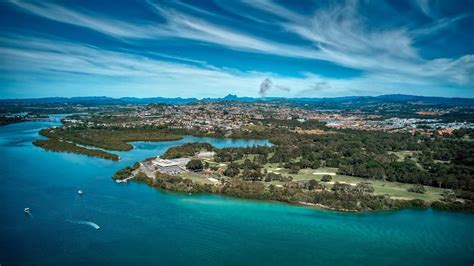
[78,190,84,195]
[24,207,30,214]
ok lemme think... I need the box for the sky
[0,0,473,99]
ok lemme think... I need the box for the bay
[0,115,473,265]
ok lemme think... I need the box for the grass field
[180,154,448,202]
[264,165,444,201]
[179,172,215,185]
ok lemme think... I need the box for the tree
[442,190,456,203]
[307,179,319,190]
[355,182,374,194]
[332,182,352,193]
[254,154,268,165]
[321,175,332,182]
[408,184,426,194]
[289,165,300,174]
[163,142,215,159]
[224,163,240,177]
[186,159,203,171]
[311,160,321,169]
[242,158,260,170]
[299,158,312,169]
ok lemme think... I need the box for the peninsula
[14,97,472,212]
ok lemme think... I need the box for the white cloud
[242,0,473,87]
[8,0,169,39]
[1,34,417,98]
[4,0,473,97]
[411,14,468,37]
[416,0,437,18]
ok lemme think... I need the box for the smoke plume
[259,78,273,98]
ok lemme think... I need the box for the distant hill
[1,94,473,106]
[119,97,198,104]
[375,94,474,105]
[0,96,197,105]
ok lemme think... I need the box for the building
[196,151,216,159]
[152,158,190,175]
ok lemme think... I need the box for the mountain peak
[223,94,238,100]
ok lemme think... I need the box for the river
[0,115,473,265]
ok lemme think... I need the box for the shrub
[407,184,426,194]
[186,159,204,171]
[321,175,332,182]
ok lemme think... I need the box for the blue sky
[0,0,473,99]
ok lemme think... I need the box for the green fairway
[262,166,445,201]
[186,156,448,202]
[179,172,216,185]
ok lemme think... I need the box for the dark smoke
[259,78,273,98]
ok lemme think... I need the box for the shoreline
[26,115,474,214]
[118,177,465,214]
[112,152,458,213]
[115,172,443,213]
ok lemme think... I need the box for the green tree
[254,154,268,165]
[186,159,204,171]
[307,179,319,190]
[442,190,456,203]
[224,163,240,177]
[321,175,332,182]
[408,184,426,194]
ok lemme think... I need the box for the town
[58,100,474,136]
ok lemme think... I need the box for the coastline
[27,115,474,214]
[295,201,355,212]
[113,159,474,213]
[114,169,438,213]
[118,174,457,214]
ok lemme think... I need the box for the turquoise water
[0,116,473,265]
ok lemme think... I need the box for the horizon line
[1,93,474,101]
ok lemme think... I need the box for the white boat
[78,190,84,195]
[24,207,30,214]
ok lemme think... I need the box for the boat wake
[68,219,100,230]
[24,208,33,218]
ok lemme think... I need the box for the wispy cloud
[8,0,314,58]
[3,34,431,98]
[0,34,298,97]
[243,0,473,86]
[8,1,164,39]
[3,0,473,97]
[411,13,469,37]
[416,0,438,18]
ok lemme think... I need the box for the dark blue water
[1,116,473,265]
